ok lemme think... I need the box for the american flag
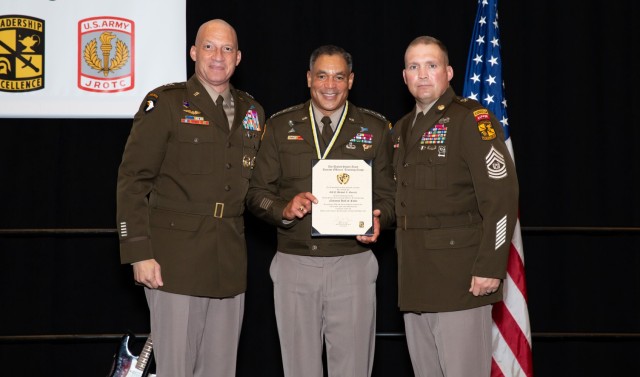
[462,0,534,376]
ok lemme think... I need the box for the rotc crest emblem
[337,172,350,185]
[477,121,496,140]
[78,17,134,93]
[0,15,45,92]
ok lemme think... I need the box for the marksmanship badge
[78,16,134,93]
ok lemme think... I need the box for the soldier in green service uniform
[116,19,264,377]
[246,45,395,377]
[393,36,519,377]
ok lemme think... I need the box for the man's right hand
[132,258,163,289]
[282,192,318,220]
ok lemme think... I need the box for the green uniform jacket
[117,75,265,298]
[393,87,519,312]
[247,101,395,256]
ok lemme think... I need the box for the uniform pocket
[177,125,216,174]
[423,226,481,249]
[149,207,203,232]
[415,148,447,189]
[280,142,314,178]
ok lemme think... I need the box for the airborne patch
[78,16,134,93]
[0,15,45,92]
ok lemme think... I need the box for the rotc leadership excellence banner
[0,0,186,118]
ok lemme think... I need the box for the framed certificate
[311,159,373,236]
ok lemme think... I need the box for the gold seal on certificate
[311,159,373,236]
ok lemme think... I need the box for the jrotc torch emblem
[0,15,45,92]
[78,16,134,93]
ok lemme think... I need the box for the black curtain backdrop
[1,1,639,376]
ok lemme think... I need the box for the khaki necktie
[321,116,333,146]
[409,111,425,140]
[216,95,230,129]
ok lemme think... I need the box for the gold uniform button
[193,137,199,143]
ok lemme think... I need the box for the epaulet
[358,107,388,122]
[235,89,255,100]
[149,82,186,94]
[270,103,304,119]
[453,96,484,110]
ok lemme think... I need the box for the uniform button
[170,222,175,227]
[224,185,231,191]
[403,163,410,168]
[449,240,455,246]
[311,245,318,251]
[225,163,232,169]
[193,137,199,143]
[400,202,406,207]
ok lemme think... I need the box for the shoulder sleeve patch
[140,82,186,114]
[453,97,497,141]
[477,120,497,140]
[143,92,158,113]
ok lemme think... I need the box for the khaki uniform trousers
[270,250,378,377]
[404,305,493,377]
[145,288,244,377]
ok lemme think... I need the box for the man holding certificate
[246,45,395,377]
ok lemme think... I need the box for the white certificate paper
[311,159,373,236]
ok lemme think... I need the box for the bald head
[195,19,238,50]
[190,19,241,92]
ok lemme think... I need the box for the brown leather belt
[397,212,481,230]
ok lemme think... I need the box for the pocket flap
[150,208,203,231]
[423,227,481,249]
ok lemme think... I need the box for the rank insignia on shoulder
[477,120,496,140]
[486,146,507,179]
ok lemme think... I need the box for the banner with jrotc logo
[0,15,44,92]
[0,0,185,118]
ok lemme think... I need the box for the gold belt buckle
[214,202,224,218]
